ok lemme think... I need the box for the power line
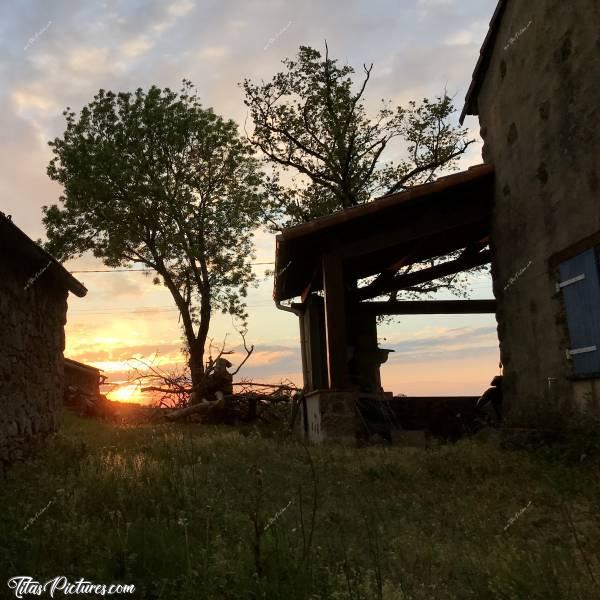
[69,302,275,316]
[69,262,275,273]
[74,309,176,313]
[70,269,153,273]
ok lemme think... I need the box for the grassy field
[1,414,600,599]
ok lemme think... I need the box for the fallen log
[164,392,226,421]
[232,382,298,391]
[165,399,211,421]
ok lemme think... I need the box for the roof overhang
[64,357,102,374]
[274,164,495,302]
[0,212,87,297]
[460,0,508,124]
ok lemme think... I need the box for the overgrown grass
[1,414,600,599]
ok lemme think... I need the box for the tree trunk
[190,290,211,404]
[188,343,205,405]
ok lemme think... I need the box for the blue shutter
[558,249,600,376]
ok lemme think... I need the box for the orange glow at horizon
[106,383,146,404]
[64,260,498,403]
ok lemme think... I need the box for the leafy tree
[44,81,265,401]
[243,45,483,297]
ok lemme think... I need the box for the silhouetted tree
[44,81,265,402]
[243,45,483,298]
[243,44,474,227]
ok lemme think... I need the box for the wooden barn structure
[274,164,497,441]
[64,358,106,411]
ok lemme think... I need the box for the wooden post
[300,295,328,392]
[322,253,350,389]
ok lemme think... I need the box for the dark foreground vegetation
[1,414,600,599]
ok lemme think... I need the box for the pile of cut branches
[164,379,299,425]
[114,330,300,426]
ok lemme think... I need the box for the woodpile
[64,386,115,420]
[164,382,297,425]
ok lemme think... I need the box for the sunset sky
[1,0,501,402]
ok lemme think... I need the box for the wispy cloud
[1,0,499,393]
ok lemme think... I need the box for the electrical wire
[68,302,275,316]
[69,262,275,273]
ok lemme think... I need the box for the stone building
[460,0,600,426]
[275,0,599,441]
[0,211,87,465]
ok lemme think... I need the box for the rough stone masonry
[0,213,86,467]
[468,0,600,426]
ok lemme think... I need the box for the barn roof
[274,164,494,301]
[0,211,87,297]
[460,0,508,124]
[64,357,102,373]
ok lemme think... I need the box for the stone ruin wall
[476,0,600,426]
[0,256,67,466]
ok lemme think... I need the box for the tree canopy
[242,45,474,228]
[44,81,265,397]
[243,45,484,298]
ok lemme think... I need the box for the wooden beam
[344,223,490,283]
[322,253,351,389]
[548,230,600,270]
[300,281,313,304]
[356,249,492,300]
[358,299,497,315]
[337,197,490,261]
[363,239,491,302]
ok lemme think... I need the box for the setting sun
[108,383,142,404]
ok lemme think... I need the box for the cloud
[121,37,155,59]
[94,274,145,299]
[71,341,182,362]
[66,46,112,74]
[444,20,489,46]
[11,89,58,115]
[1,0,500,390]
[167,0,196,17]
[385,325,498,363]
[418,0,453,7]
[416,0,454,19]
[197,46,228,60]
[237,348,295,367]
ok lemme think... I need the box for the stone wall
[299,390,362,443]
[0,255,68,465]
[476,0,600,426]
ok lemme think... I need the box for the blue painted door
[559,248,600,376]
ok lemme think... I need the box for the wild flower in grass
[177,514,192,574]
[177,515,189,528]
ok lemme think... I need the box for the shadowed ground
[1,414,599,599]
